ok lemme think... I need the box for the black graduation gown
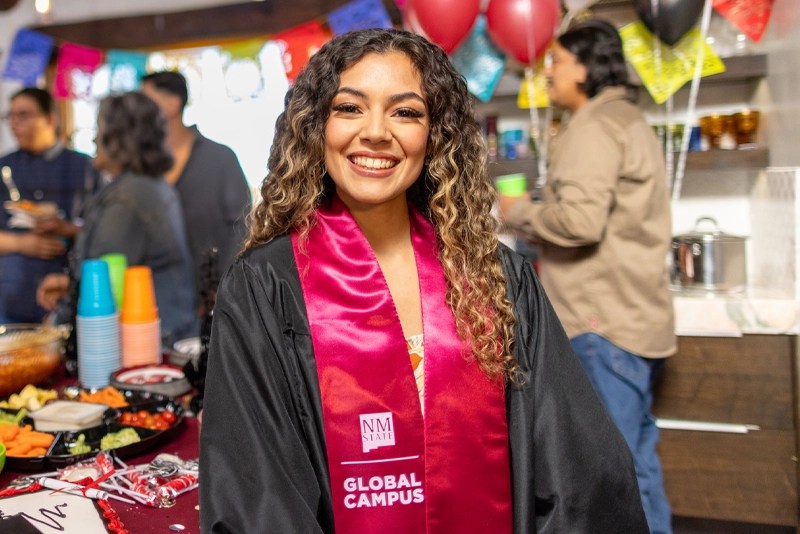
[199,236,648,533]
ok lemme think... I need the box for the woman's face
[92,116,119,175]
[324,51,430,214]
[545,42,588,112]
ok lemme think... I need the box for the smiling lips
[349,155,398,170]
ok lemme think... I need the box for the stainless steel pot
[671,217,747,292]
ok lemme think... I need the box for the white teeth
[351,156,396,169]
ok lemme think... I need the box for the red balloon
[406,0,481,54]
[486,0,561,64]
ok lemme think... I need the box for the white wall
[763,0,800,167]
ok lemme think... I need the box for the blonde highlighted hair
[246,29,518,381]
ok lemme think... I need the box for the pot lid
[674,216,747,241]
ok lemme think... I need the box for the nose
[360,112,391,143]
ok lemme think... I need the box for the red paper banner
[54,42,104,99]
[272,21,331,82]
[712,0,774,43]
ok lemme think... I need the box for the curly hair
[96,92,174,177]
[247,29,518,381]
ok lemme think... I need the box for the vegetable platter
[0,386,184,471]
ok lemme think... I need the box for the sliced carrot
[24,447,47,457]
[6,443,32,456]
[0,424,20,442]
[15,432,53,448]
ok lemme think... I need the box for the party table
[0,415,201,534]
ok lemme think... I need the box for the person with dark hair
[37,91,196,344]
[200,28,647,533]
[499,19,675,534]
[140,71,251,294]
[0,87,98,324]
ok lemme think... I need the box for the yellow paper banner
[219,38,267,60]
[517,69,550,109]
[620,21,725,104]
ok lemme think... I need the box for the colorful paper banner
[54,43,104,99]
[2,29,54,86]
[516,68,550,109]
[106,50,148,92]
[327,0,392,35]
[451,16,506,103]
[220,38,267,61]
[620,21,725,105]
[272,21,331,82]
[712,0,773,43]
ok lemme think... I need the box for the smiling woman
[200,28,648,534]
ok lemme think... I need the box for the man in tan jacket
[499,20,675,534]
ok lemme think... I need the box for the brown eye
[395,108,425,119]
[332,103,360,114]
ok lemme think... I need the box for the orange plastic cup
[121,266,159,324]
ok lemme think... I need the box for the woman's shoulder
[234,235,298,280]
[219,235,307,328]
[497,243,546,309]
[498,243,531,281]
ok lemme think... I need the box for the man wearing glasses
[0,87,96,324]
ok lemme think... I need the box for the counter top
[673,291,799,336]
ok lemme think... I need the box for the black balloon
[636,0,704,46]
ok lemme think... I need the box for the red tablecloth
[0,416,200,534]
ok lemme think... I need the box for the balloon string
[650,0,662,86]
[672,0,714,202]
[524,66,543,187]
[649,0,671,184]
[528,14,558,191]
[665,95,674,187]
[536,50,554,189]
[523,0,548,191]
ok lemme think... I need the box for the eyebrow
[334,87,426,105]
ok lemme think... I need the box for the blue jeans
[570,333,672,534]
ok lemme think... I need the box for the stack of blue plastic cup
[76,259,121,389]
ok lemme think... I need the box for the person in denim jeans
[571,333,670,534]
[500,20,675,534]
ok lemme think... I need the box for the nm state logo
[360,412,395,453]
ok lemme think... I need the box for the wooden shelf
[486,148,768,181]
[704,54,767,82]
[682,147,769,171]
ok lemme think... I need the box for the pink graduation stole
[290,195,512,533]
